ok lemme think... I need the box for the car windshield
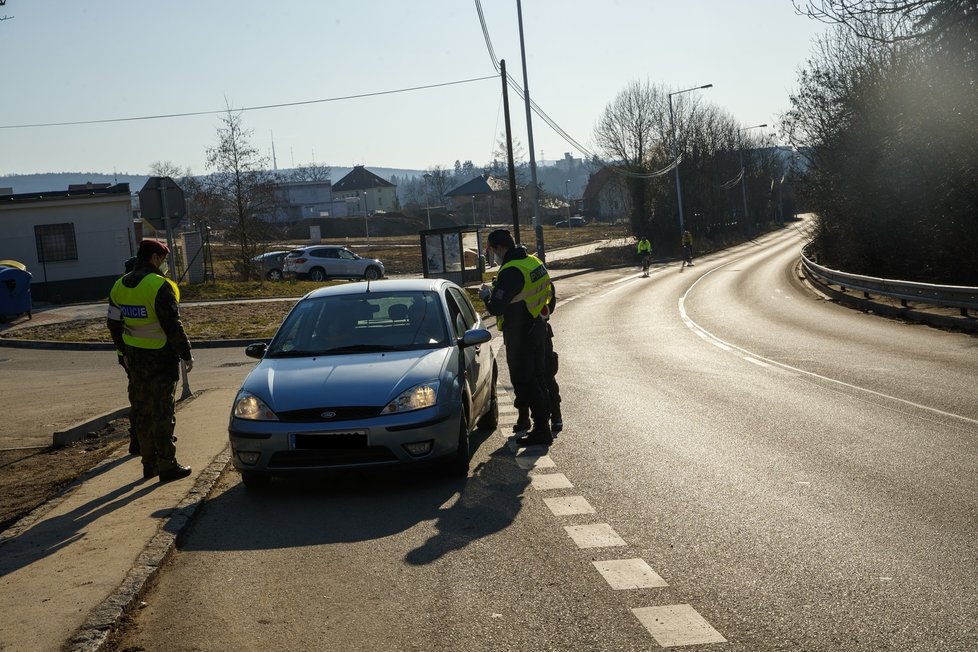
[266,290,449,357]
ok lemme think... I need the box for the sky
[0,1,828,177]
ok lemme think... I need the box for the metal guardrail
[801,247,978,317]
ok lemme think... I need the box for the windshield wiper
[266,349,329,358]
[321,344,410,354]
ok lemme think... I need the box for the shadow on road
[177,426,531,556]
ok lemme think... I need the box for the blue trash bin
[0,266,33,321]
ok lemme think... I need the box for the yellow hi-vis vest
[495,254,551,331]
[637,239,651,254]
[109,273,180,349]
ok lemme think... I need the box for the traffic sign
[138,177,186,230]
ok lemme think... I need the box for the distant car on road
[554,216,587,228]
[282,245,385,282]
[228,278,498,487]
[251,251,289,281]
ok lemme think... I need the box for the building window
[34,223,78,262]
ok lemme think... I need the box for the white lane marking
[593,558,668,589]
[564,523,627,548]
[678,262,978,428]
[515,453,556,470]
[543,495,596,516]
[742,356,769,368]
[530,473,574,491]
[632,604,727,647]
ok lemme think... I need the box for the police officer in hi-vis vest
[107,239,194,483]
[480,229,553,447]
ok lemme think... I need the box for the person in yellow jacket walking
[682,229,695,267]
[107,239,194,483]
[637,237,652,277]
[479,229,553,447]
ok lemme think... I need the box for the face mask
[158,261,169,276]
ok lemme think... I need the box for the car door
[336,248,362,278]
[310,248,340,277]
[446,287,486,420]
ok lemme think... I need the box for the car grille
[275,406,384,422]
[268,447,397,468]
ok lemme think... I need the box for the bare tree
[794,0,978,42]
[149,160,190,179]
[284,162,331,183]
[203,106,280,281]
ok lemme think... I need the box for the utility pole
[516,0,545,261]
[501,59,521,245]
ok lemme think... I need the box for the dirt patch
[2,300,296,343]
[0,418,131,535]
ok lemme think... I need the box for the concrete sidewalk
[0,387,236,652]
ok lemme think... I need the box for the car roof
[301,278,457,300]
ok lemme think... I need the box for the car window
[448,287,477,330]
[444,291,470,338]
[267,291,448,356]
[313,248,340,259]
[338,249,357,260]
[286,249,304,257]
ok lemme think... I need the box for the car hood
[241,348,453,410]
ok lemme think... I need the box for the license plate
[290,431,368,450]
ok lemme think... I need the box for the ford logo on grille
[320,411,336,419]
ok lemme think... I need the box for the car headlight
[233,392,279,421]
[382,382,439,414]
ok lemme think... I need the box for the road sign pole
[157,181,191,398]
[158,184,177,281]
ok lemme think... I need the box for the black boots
[158,464,192,483]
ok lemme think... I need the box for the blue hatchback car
[228,278,498,487]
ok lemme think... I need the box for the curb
[52,407,130,447]
[67,446,232,652]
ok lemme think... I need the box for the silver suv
[282,245,385,282]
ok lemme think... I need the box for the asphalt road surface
[114,224,977,651]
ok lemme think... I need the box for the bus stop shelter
[420,226,484,286]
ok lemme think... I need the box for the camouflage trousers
[128,372,179,472]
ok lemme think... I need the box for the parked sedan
[251,250,289,281]
[282,245,385,281]
[228,278,498,487]
[554,216,587,228]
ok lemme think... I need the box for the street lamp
[360,192,370,250]
[422,173,432,229]
[565,179,571,228]
[738,123,767,236]
[668,83,712,240]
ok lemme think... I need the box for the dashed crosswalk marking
[530,472,573,491]
[592,558,668,589]
[515,453,555,470]
[500,412,727,646]
[543,495,595,516]
[564,523,627,549]
[632,604,727,647]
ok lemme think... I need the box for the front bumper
[228,404,460,474]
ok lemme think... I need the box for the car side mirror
[245,342,267,359]
[458,328,491,349]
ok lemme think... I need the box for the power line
[0,76,497,130]
[473,0,679,181]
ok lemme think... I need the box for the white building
[0,183,136,302]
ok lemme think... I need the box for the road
[107,223,977,650]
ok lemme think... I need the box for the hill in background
[0,166,426,196]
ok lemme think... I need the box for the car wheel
[446,409,470,477]
[240,471,271,489]
[309,267,327,282]
[476,368,499,431]
[267,269,283,281]
[363,266,381,281]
